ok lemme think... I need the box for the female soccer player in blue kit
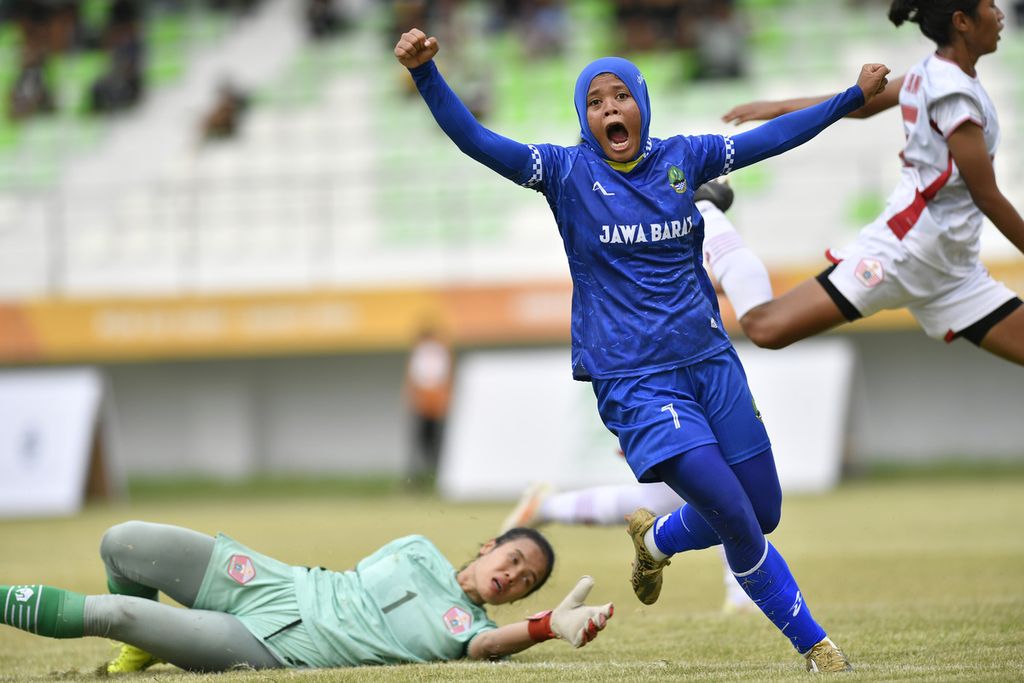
[395,29,889,672]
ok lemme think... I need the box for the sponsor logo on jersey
[14,587,34,602]
[854,258,884,288]
[227,554,256,585]
[668,165,688,194]
[592,181,616,196]
[599,217,692,245]
[443,606,472,635]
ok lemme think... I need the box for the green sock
[107,576,158,601]
[0,585,86,639]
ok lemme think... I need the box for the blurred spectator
[1013,0,1024,26]
[9,44,55,121]
[690,2,746,80]
[489,0,568,57]
[615,0,683,52]
[206,0,263,14]
[200,80,249,142]
[89,0,145,114]
[404,325,453,486]
[306,0,348,40]
[7,0,59,121]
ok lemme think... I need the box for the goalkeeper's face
[464,537,550,605]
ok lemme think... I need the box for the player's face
[586,73,642,163]
[468,537,548,605]
[964,0,1004,55]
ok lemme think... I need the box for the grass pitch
[1,469,1023,682]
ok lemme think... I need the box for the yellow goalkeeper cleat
[804,637,853,673]
[100,643,162,675]
[626,508,671,605]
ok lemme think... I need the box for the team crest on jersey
[667,165,687,193]
[227,554,256,585]
[854,258,884,288]
[443,606,472,635]
[14,587,34,602]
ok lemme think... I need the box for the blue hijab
[573,57,652,162]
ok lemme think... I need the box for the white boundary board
[439,340,855,500]
[0,367,104,517]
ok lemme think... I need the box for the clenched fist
[394,28,439,69]
[857,63,890,104]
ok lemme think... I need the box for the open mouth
[492,578,503,593]
[605,122,630,152]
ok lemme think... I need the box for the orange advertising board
[2,260,1022,363]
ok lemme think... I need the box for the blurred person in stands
[396,24,889,672]
[1,521,612,672]
[404,325,454,485]
[89,0,145,114]
[7,1,57,121]
[200,79,249,142]
[9,43,55,121]
[690,2,746,80]
[306,0,347,40]
[715,0,1023,365]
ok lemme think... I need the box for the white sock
[699,201,773,320]
[644,524,670,561]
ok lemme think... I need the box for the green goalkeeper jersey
[294,535,496,666]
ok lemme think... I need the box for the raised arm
[394,28,534,184]
[466,576,613,660]
[726,63,890,173]
[722,75,904,124]
[948,122,1024,255]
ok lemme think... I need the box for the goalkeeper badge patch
[227,554,256,585]
[443,606,472,635]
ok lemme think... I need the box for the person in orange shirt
[404,326,454,483]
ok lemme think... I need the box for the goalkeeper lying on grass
[1,521,613,672]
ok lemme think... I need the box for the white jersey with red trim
[869,53,999,276]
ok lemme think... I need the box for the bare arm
[948,121,1024,255]
[466,622,536,660]
[722,75,904,124]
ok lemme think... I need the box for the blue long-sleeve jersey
[410,60,864,380]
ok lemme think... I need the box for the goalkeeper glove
[526,575,614,648]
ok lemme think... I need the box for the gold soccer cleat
[100,643,162,675]
[804,637,853,673]
[626,508,671,605]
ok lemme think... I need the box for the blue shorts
[592,347,771,482]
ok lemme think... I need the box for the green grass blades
[1,474,1022,681]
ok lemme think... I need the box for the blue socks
[651,511,826,653]
[734,542,826,654]
[651,505,721,555]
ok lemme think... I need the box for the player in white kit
[710,0,1023,364]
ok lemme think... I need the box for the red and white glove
[527,576,614,648]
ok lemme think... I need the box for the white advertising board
[0,367,105,517]
[439,340,855,500]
